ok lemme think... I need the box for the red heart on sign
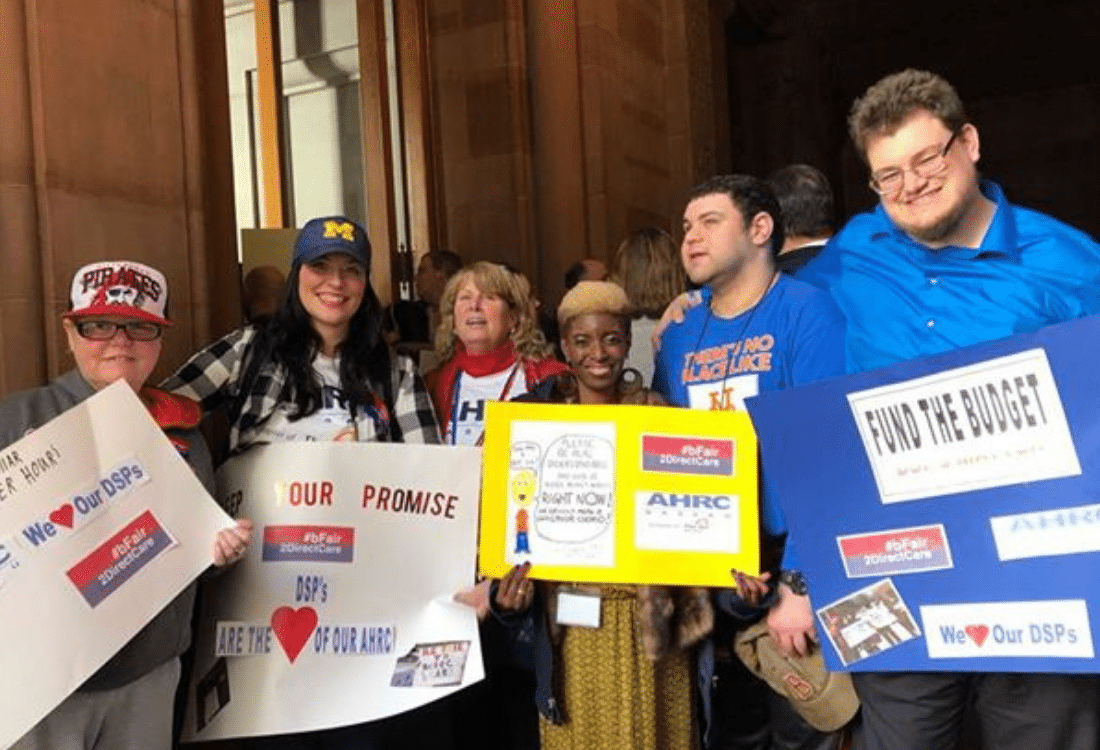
[270,606,318,663]
[965,624,989,647]
[49,504,74,528]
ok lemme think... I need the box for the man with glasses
[798,69,1100,750]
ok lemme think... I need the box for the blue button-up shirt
[797,180,1100,371]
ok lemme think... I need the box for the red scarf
[431,342,519,433]
[428,342,570,434]
[452,341,519,377]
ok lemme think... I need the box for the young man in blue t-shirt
[653,174,846,750]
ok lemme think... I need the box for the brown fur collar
[637,586,714,660]
[544,584,713,661]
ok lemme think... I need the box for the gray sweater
[0,370,216,691]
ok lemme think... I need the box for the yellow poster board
[479,401,759,587]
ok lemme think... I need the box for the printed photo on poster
[818,579,921,666]
[390,640,471,687]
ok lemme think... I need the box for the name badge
[556,590,601,628]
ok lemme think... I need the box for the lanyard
[687,271,778,410]
[449,362,522,446]
[349,391,392,441]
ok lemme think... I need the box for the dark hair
[563,261,588,290]
[766,164,835,238]
[425,250,463,279]
[251,262,393,424]
[686,174,785,257]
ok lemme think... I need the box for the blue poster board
[745,315,1100,673]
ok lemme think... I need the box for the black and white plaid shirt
[162,326,439,451]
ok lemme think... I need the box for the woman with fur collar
[492,281,713,750]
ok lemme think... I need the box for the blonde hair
[611,227,685,318]
[434,261,553,361]
[557,281,633,328]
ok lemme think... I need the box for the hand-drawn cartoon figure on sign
[510,469,537,554]
[506,421,617,568]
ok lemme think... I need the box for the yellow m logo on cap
[323,221,356,242]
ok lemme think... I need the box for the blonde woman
[425,261,568,446]
[494,281,710,750]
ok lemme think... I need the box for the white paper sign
[847,349,1080,503]
[633,489,739,553]
[989,502,1100,561]
[921,600,1094,659]
[0,381,230,750]
[505,420,617,568]
[181,442,484,742]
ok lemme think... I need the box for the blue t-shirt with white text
[653,274,846,570]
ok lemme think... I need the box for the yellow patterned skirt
[540,586,698,750]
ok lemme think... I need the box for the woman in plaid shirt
[163,217,449,750]
[164,216,439,452]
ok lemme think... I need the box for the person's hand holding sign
[494,561,535,613]
[731,569,772,605]
[213,519,254,567]
[454,578,493,621]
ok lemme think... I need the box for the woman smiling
[166,216,438,450]
[494,281,710,750]
[164,217,444,749]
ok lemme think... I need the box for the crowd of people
[4,66,1100,750]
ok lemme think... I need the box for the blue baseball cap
[293,216,370,268]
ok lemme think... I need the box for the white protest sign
[847,349,1080,503]
[921,600,1094,659]
[181,442,484,742]
[0,381,230,750]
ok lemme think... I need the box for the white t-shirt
[446,364,528,446]
[255,354,369,442]
[628,316,658,386]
